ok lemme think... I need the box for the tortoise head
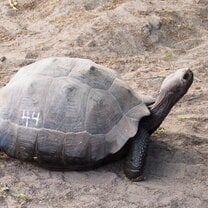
[141,68,193,134]
[160,68,193,101]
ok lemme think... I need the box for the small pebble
[0,56,6,62]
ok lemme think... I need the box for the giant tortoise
[0,57,193,180]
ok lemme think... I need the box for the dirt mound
[0,0,207,207]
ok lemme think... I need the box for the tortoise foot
[124,168,145,181]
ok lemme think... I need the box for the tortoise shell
[0,57,150,167]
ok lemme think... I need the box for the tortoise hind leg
[124,128,149,181]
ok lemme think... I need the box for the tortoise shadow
[0,133,205,181]
[88,136,175,180]
[143,132,206,180]
[100,132,206,181]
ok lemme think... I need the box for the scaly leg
[124,128,149,181]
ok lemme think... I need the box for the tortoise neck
[140,90,178,135]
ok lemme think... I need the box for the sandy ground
[0,0,207,207]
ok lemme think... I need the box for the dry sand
[0,0,207,207]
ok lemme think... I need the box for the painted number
[22,110,40,127]
[32,112,40,126]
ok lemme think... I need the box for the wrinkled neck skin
[140,90,180,135]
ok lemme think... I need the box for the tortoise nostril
[183,71,190,81]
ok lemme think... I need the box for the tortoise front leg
[124,128,149,181]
